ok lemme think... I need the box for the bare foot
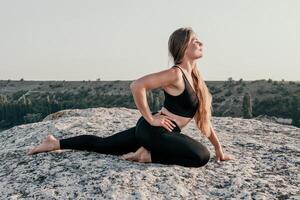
[120,152,137,161]
[138,147,152,163]
[120,146,152,163]
[27,134,60,155]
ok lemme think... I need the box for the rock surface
[254,114,293,125]
[0,107,299,199]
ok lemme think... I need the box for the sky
[0,0,299,81]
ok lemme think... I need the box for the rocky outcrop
[254,114,293,125]
[0,107,299,199]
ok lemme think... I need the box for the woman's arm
[207,125,222,152]
[207,125,235,161]
[130,83,154,124]
[130,67,181,124]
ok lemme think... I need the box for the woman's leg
[59,126,141,156]
[27,115,146,156]
[135,116,210,168]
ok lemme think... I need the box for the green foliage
[214,96,225,103]
[288,81,296,85]
[223,77,235,87]
[49,83,63,89]
[224,89,232,97]
[236,86,244,94]
[242,92,252,119]
[146,90,163,111]
[228,77,233,82]
[1,79,299,131]
[257,88,264,95]
[209,86,222,95]
[153,96,161,111]
[12,90,28,101]
[252,96,293,118]
[253,98,259,106]
[274,85,289,96]
[290,95,300,127]
[0,94,8,104]
[24,113,43,123]
[280,88,289,96]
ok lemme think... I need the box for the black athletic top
[163,65,199,118]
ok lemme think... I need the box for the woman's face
[184,32,203,60]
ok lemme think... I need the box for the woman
[27,27,234,167]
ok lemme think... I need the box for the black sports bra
[163,65,199,118]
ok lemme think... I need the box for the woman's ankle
[54,140,60,150]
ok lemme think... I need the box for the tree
[147,91,154,110]
[223,77,235,87]
[228,77,233,82]
[236,86,244,94]
[154,96,161,111]
[23,113,43,123]
[0,94,8,104]
[242,92,253,119]
[290,95,300,127]
[224,89,232,97]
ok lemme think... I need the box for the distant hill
[0,78,300,131]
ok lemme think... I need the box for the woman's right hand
[150,112,177,132]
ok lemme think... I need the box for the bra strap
[173,65,187,80]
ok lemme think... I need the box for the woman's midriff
[156,107,193,130]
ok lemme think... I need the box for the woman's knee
[193,146,210,167]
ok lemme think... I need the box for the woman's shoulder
[169,65,183,78]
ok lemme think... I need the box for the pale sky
[0,0,299,81]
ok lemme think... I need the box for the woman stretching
[27,27,234,167]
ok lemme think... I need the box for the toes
[121,152,137,161]
[122,153,133,160]
[120,154,128,160]
[27,148,35,155]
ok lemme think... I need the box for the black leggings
[59,111,210,167]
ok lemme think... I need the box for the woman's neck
[176,60,196,75]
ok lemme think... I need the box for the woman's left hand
[215,149,235,162]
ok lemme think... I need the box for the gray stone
[0,107,299,199]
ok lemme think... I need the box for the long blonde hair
[168,27,213,138]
